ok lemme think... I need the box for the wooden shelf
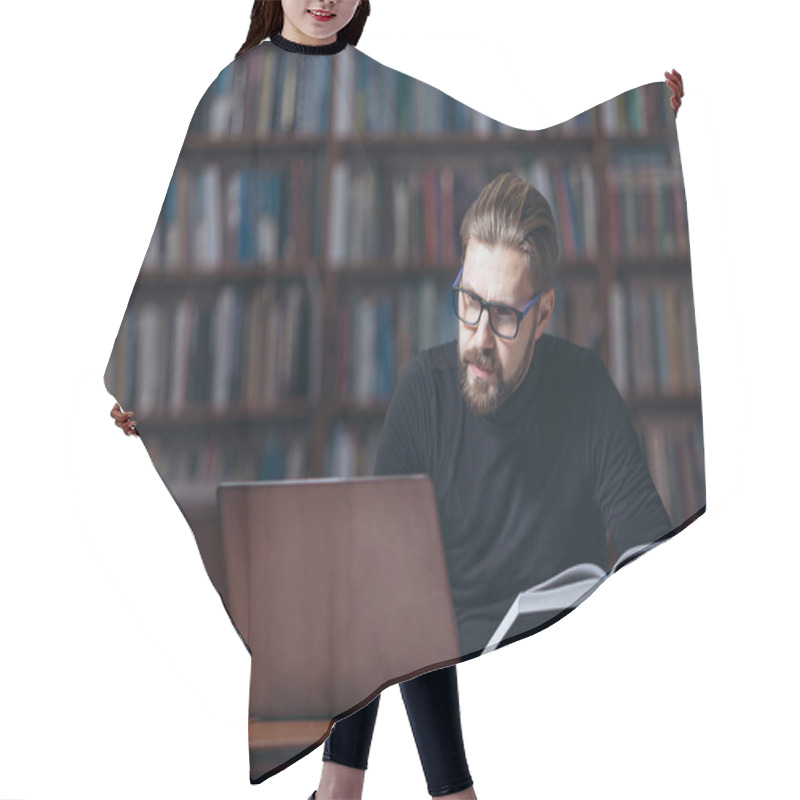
[182,133,328,152]
[136,403,313,429]
[328,258,600,281]
[606,131,678,146]
[626,393,702,414]
[329,261,457,280]
[336,132,596,153]
[135,263,324,286]
[615,257,692,277]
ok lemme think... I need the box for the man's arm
[583,352,675,556]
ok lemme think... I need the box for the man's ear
[535,288,555,338]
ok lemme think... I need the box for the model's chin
[463,379,501,416]
[458,354,504,416]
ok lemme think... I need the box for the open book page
[482,542,657,654]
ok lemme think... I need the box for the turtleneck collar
[270,31,348,55]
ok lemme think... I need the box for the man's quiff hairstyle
[459,172,560,292]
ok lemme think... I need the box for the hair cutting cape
[104,38,705,783]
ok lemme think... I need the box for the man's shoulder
[399,340,457,382]
[540,333,604,376]
[418,340,458,373]
[392,340,456,400]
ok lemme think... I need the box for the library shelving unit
[105,46,703,595]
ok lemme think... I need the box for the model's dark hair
[459,172,560,292]
[236,0,371,59]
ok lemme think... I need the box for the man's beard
[457,316,538,417]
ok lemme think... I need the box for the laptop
[216,474,461,720]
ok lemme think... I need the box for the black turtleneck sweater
[373,334,675,657]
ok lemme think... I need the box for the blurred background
[104,49,703,605]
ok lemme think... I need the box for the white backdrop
[2,1,797,798]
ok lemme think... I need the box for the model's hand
[665,68,684,116]
[111,402,139,436]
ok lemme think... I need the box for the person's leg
[400,665,475,798]
[316,695,381,799]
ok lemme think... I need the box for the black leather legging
[322,664,473,797]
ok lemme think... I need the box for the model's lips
[308,9,335,20]
[470,362,494,378]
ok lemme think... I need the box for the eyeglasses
[451,265,543,340]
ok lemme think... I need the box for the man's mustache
[464,350,496,372]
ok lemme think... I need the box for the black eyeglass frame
[451,265,544,340]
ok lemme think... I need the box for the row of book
[146,428,310,484]
[105,282,315,415]
[546,278,601,351]
[325,421,382,479]
[527,158,598,262]
[608,279,701,397]
[636,418,705,526]
[607,151,690,259]
[142,157,326,272]
[334,279,457,402]
[141,154,601,273]
[190,45,334,139]
[143,422,379,484]
[187,45,670,141]
[104,276,461,414]
[187,43,596,140]
[600,82,676,136]
[334,48,594,138]
[327,156,598,267]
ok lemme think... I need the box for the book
[482,542,658,654]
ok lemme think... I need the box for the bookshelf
[104,45,703,592]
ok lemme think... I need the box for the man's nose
[473,308,495,348]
